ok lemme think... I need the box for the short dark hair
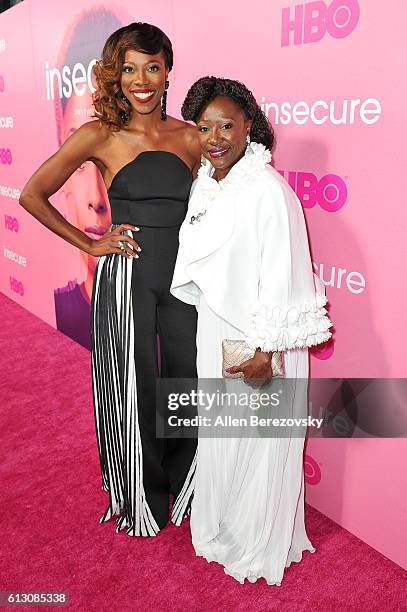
[181,76,274,150]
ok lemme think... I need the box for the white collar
[179,142,272,269]
[196,141,272,200]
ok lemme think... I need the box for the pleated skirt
[191,290,315,585]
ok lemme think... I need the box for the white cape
[171,141,332,352]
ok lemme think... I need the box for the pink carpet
[1,291,406,612]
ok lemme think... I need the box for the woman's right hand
[88,223,141,259]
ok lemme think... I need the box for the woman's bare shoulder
[168,116,200,158]
[182,121,199,146]
[69,120,121,172]
[166,116,196,139]
[74,119,113,150]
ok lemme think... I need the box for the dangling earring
[161,80,169,121]
[245,133,252,154]
[118,90,130,123]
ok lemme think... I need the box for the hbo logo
[10,276,24,296]
[4,214,19,232]
[0,148,12,164]
[278,170,347,212]
[310,338,334,360]
[281,0,360,47]
[304,455,321,485]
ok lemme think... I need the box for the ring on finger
[118,241,125,251]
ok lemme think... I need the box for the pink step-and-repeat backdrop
[1,0,406,568]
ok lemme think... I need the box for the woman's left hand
[226,349,273,388]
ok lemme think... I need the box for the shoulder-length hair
[92,22,173,130]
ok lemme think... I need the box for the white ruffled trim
[196,141,271,202]
[245,294,333,352]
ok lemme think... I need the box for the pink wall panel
[0,0,405,569]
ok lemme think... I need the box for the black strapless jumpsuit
[90,151,197,536]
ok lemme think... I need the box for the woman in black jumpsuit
[19,23,199,538]
[91,151,198,536]
[88,24,199,536]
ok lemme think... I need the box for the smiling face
[196,96,252,181]
[120,48,168,116]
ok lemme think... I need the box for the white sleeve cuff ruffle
[245,294,333,352]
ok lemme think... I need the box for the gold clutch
[222,339,285,379]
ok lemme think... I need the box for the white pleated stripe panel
[171,448,197,525]
[91,228,159,536]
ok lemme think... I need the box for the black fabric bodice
[108,150,193,227]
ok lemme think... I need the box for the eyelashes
[122,64,160,73]
[198,123,234,132]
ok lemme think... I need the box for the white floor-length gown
[191,291,316,586]
[170,142,332,585]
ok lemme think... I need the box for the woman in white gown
[171,77,332,585]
